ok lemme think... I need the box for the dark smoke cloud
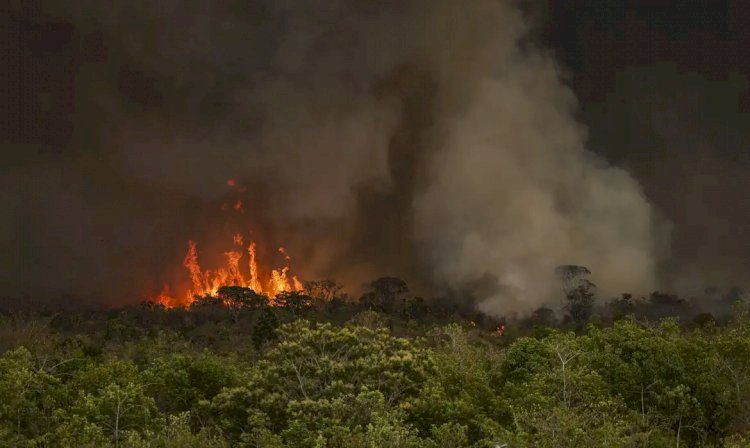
[3,0,666,312]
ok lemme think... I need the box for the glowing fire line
[155,233,302,308]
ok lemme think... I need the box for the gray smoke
[3,0,664,312]
[404,3,661,313]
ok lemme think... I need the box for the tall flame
[247,242,263,293]
[157,233,303,307]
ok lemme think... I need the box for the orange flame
[247,241,263,293]
[155,284,175,308]
[158,233,303,307]
[292,276,304,291]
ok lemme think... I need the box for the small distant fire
[154,178,303,308]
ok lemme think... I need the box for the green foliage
[408,325,507,444]
[141,352,241,414]
[48,414,109,447]
[122,412,228,448]
[347,309,389,329]
[498,331,640,447]
[586,319,736,445]
[0,347,60,445]
[72,381,158,446]
[1,304,750,446]
[211,320,433,445]
[252,307,280,350]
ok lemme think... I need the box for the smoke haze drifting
[3,0,667,312]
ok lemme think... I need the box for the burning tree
[274,290,314,315]
[216,286,269,310]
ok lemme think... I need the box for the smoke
[2,0,663,312]
[406,5,660,313]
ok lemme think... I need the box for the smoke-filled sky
[1,0,749,312]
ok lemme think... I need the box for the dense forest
[1,278,749,447]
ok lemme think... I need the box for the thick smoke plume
[3,0,662,313]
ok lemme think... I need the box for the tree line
[0,275,749,446]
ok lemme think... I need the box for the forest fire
[155,233,303,308]
[152,176,305,308]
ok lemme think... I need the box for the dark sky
[2,0,749,302]
[540,0,750,290]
